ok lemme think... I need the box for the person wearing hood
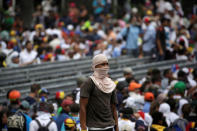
[80,54,118,131]
[159,103,179,126]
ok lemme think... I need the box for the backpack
[166,118,189,131]
[35,119,53,131]
[7,111,26,131]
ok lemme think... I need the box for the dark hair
[160,17,168,24]
[152,69,161,77]
[178,70,187,79]
[149,101,160,116]
[31,84,41,93]
[163,69,170,77]
[182,104,191,118]
[151,111,165,125]
[70,103,80,113]
[25,40,31,46]
[165,98,176,112]
[120,107,133,119]
[151,76,161,83]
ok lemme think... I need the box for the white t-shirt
[118,119,135,131]
[19,49,37,64]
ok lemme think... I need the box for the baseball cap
[9,90,21,100]
[123,67,133,75]
[38,88,49,95]
[128,82,141,91]
[144,17,150,23]
[144,92,154,101]
[173,81,186,94]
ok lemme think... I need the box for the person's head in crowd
[144,17,151,26]
[151,68,161,78]
[20,100,30,114]
[38,88,49,99]
[61,99,73,114]
[116,81,129,99]
[177,70,187,82]
[151,111,167,127]
[165,98,177,112]
[123,67,134,84]
[173,81,186,97]
[120,107,133,120]
[141,80,152,93]
[159,103,171,115]
[25,41,33,52]
[160,17,168,27]
[9,90,21,105]
[144,92,154,102]
[135,120,147,131]
[77,76,87,88]
[156,93,167,104]
[65,94,74,102]
[167,89,175,99]
[163,69,173,79]
[182,103,191,119]
[178,99,188,116]
[70,103,80,116]
[149,101,160,116]
[151,76,161,86]
[30,84,41,97]
[130,15,138,25]
[38,101,52,113]
[55,91,65,106]
[10,52,20,67]
[128,81,142,93]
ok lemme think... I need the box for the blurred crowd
[0,65,197,131]
[0,0,197,68]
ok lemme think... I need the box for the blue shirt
[55,113,70,131]
[143,102,151,113]
[120,25,141,49]
[143,24,156,52]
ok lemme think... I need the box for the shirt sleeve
[111,89,118,105]
[80,78,93,98]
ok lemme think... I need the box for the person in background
[25,84,41,105]
[143,92,154,113]
[29,102,57,131]
[19,41,37,66]
[55,99,73,130]
[120,16,141,57]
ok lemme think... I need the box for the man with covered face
[80,54,119,131]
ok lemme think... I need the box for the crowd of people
[0,0,197,68]
[0,54,197,131]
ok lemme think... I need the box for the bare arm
[111,104,119,131]
[156,38,164,55]
[80,97,89,130]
